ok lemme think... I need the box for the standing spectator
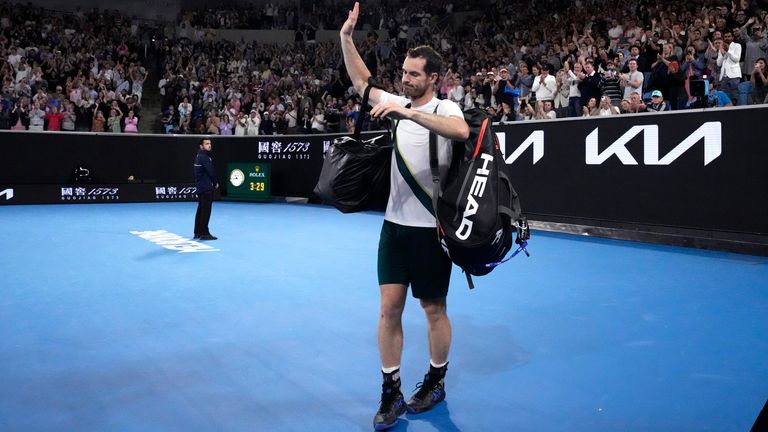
[124,110,139,133]
[750,57,768,104]
[310,106,325,133]
[92,111,106,132]
[219,113,234,135]
[234,113,247,135]
[44,105,65,131]
[0,102,10,130]
[162,105,177,134]
[739,18,768,80]
[301,106,313,133]
[246,109,261,135]
[531,64,557,102]
[10,103,29,130]
[107,108,123,133]
[578,60,602,108]
[600,61,623,107]
[717,31,743,104]
[515,63,534,100]
[285,101,299,134]
[621,59,644,100]
[565,61,583,117]
[61,102,76,131]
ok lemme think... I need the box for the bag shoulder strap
[393,102,438,216]
[353,81,379,140]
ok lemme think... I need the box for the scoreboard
[226,162,271,201]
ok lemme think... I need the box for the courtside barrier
[1,106,766,251]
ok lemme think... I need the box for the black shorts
[377,220,452,299]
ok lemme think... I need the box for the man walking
[340,3,469,430]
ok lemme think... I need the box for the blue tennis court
[1,201,766,431]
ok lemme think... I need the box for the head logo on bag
[398,107,530,288]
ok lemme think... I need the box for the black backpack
[395,107,530,288]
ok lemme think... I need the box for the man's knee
[380,284,406,321]
[419,298,447,322]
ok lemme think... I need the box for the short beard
[403,83,428,99]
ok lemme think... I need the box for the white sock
[382,365,400,374]
[382,365,400,382]
[430,360,448,369]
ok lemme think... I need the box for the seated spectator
[626,93,648,113]
[597,96,621,115]
[582,97,599,116]
[646,90,671,111]
[707,88,734,107]
[345,111,358,132]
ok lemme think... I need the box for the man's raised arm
[340,2,383,105]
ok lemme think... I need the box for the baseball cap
[651,90,663,97]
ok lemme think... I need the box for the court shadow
[404,401,462,432]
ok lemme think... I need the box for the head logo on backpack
[395,106,530,288]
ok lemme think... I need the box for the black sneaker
[373,381,406,430]
[406,373,446,414]
[198,234,217,240]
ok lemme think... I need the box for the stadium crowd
[0,1,156,132]
[2,0,768,134]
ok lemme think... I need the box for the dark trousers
[568,96,582,118]
[194,190,213,236]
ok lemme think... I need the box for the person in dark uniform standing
[193,137,218,240]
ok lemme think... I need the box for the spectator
[310,106,326,133]
[532,64,557,102]
[717,31,743,104]
[61,102,76,132]
[749,57,768,104]
[234,112,248,135]
[626,92,648,113]
[92,111,106,132]
[107,108,123,133]
[600,61,623,107]
[597,95,620,115]
[27,104,45,131]
[10,103,29,130]
[621,59,644,100]
[246,109,261,135]
[219,113,234,135]
[578,60,602,108]
[124,110,139,133]
[646,90,670,111]
[564,61,583,117]
[582,97,598,116]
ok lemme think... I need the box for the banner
[0,183,198,205]
[494,107,768,235]
[1,108,766,237]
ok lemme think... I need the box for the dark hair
[406,45,443,78]
[199,137,211,146]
